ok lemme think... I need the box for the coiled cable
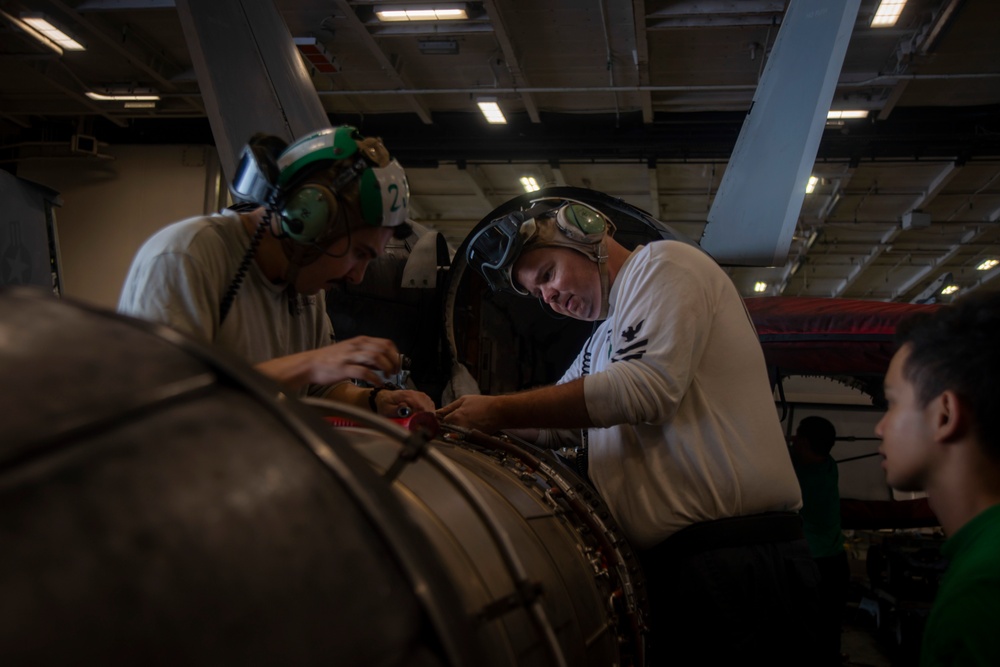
[219,210,270,326]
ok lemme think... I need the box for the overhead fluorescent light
[86,89,160,102]
[124,101,157,109]
[871,0,907,27]
[753,281,768,293]
[806,176,819,194]
[477,98,507,124]
[940,284,960,296]
[520,176,540,193]
[827,110,869,119]
[976,258,998,271]
[376,5,468,22]
[20,12,85,51]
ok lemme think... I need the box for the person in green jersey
[876,290,1000,667]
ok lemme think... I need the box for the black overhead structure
[0,0,997,302]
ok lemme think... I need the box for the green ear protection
[272,126,409,246]
[279,184,339,244]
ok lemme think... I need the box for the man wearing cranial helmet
[439,197,819,665]
[119,125,433,416]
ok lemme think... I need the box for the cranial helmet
[466,198,616,318]
[230,125,409,251]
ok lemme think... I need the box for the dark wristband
[368,386,384,412]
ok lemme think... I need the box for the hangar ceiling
[1,0,999,302]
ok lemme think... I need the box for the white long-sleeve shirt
[542,241,801,549]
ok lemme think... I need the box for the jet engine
[0,287,645,666]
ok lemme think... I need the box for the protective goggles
[467,211,533,294]
[466,198,611,294]
[230,144,279,205]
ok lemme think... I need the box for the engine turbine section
[0,288,646,667]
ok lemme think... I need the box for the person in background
[876,289,1000,667]
[439,196,820,665]
[119,126,433,416]
[792,415,850,666]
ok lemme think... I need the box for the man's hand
[437,380,592,435]
[436,394,504,433]
[376,388,436,417]
[255,335,402,389]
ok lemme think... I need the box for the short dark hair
[797,416,837,455]
[895,290,1000,459]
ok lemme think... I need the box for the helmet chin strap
[596,240,610,320]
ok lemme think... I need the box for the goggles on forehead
[466,198,611,295]
[466,210,531,294]
[550,198,612,242]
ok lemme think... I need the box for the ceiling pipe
[317,84,759,95]
[596,0,620,125]
[313,72,1000,97]
[842,72,1000,86]
[108,70,1000,101]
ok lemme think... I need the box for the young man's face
[513,246,602,321]
[875,344,938,492]
[293,225,394,295]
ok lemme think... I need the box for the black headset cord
[219,210,270,326]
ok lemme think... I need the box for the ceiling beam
[831,224,900,297]
[76,1,176,7]
[463,164,502,209]
[818,171,854,219]
[481,0,540,123]
[918,0,964,56]
[966,202,1000,294]
[876,79,909,121]
[332,0,433,124]
[910,161,959,213]
[778,166,855,294]
[891,227,978,301]
[852,162,962,299]
[649,1,786,17]
[176,0,330,179]
[539,163,565,188]
[647,1,785,29]
[702,0,861,266]
[910,272,953,304]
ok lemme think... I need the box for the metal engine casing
[0,288,645,666]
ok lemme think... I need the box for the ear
[932,389,970,444]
